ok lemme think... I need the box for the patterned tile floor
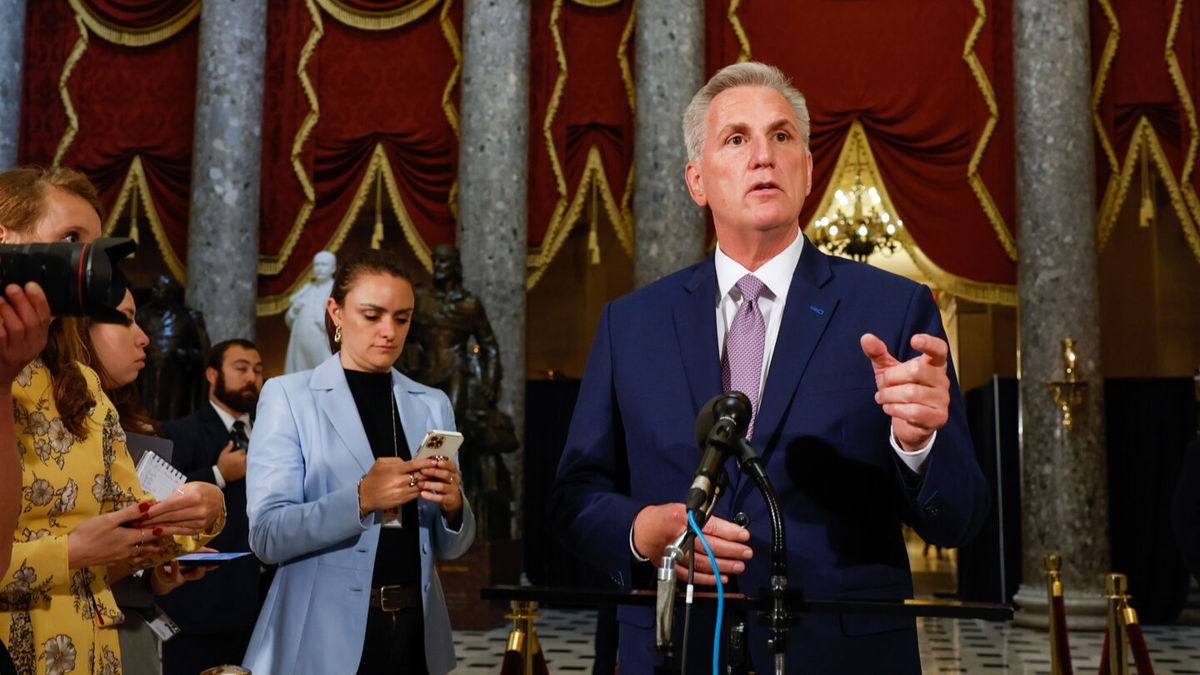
[450,610,1200,673]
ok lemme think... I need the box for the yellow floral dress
[0,360,220,674]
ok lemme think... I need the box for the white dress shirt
[210,400,252,488]
[713,228,933,474]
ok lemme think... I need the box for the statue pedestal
[437,539,522,630]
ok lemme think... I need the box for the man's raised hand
[860,333,950,452]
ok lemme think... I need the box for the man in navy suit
[158,339,265,674]
[551,62,989,673]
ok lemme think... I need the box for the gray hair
[682,62,810,162]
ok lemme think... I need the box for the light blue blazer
[242,355,475,675]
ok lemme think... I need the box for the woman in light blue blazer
[243,250,475,675]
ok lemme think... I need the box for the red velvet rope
[1124,623,1156,675]
[1052,595,1075,675]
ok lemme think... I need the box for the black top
[344,369,420,589]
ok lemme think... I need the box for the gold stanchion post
[500,600,548,675]
[1045,554,1073,675]
[1103,574,1131,675]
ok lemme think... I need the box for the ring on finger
[408,474,419,488]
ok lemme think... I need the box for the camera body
[0,237,136,324]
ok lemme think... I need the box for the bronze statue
[406,244,516,540]
[136,276,211,423]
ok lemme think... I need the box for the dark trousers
[163,632,252,675]
[357,606,427,674]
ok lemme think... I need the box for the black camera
[0,237,136,324]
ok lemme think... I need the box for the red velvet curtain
[257,0,461,303]
[19,2,196,274]
[1092,0,1200,253]
[75,0,197,29]
[707,0,1017,287]
[528,0,635,252]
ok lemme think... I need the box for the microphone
[685,392,752,512]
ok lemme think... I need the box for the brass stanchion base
[1014,584,1108,630]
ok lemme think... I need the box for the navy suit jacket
[158,403,262,634]
[551,238,989,673]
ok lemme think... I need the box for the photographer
[0,166,226,673]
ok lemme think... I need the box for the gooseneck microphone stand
[655,480,723,652]
[733,437,788,675]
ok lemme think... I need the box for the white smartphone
[413,430,464,461]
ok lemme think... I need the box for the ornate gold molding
[66,0,198,47]
[101,156,188,283]
[257,143,432,315]
[963,0,1016,261]
[313,0,440,30]
[803,120,1017,305]
[52,14,90,168]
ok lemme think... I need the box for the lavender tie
[722,274,767,439]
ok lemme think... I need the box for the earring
[334,325,342,344]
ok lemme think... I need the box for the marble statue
[284,250,336,373]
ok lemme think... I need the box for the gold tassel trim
[66,0,198,47]
[258,0,324,276]
[1164,0,1200,254]
[257,143,432,315]
[52,14,89,168]
[1091,0,1121,174]
[1096,117,1200,262]
[313,0,440,31]
[570,0,623,6]
[618,1,636,114]
[963,0,1016,261]
[728,0,752,63]
[527,146,631,289]
[101,156,188,283]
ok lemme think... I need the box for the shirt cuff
[629,524,649,562]
[212,465,227,489]
[890,428,935,476]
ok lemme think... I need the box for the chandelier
[810,171,903,262]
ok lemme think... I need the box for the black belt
[368,585,421,612]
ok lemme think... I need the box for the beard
[215,371,259,414]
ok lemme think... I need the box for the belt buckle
[379,585,405,613]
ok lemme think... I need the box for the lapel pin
[809,305,825,315]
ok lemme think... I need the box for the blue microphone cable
[687,509,723,675]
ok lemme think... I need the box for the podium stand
[484,585,1013,673]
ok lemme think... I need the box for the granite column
[633,0,705,287]
[0,0,27,170]
[1011,0,1109,628]
[186,0,267,342]
[457,0,529,538]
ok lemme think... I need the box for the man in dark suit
[551,62,989,673]
[158,339,265,674]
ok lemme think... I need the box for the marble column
[633,0,705,288]
[0,0,27,170]
[1011,0,1109,629]
[186,0,267,343]
[457,0,529,538]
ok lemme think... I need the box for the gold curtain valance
[313,0,441,31]
[67,0,199,47]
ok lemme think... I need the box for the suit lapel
[673,260,722,413]
[753,238,840,455]
[198,404,230,462]
[311,358,376,474]
[391,373,429,457]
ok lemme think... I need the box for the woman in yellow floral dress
[0,167,227,674]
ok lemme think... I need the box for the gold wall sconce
[1047,339,1087,430]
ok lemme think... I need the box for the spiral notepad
[135,449,186,501]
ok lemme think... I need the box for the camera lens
[0,237,136,323]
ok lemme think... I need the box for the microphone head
[694,391,753,448]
